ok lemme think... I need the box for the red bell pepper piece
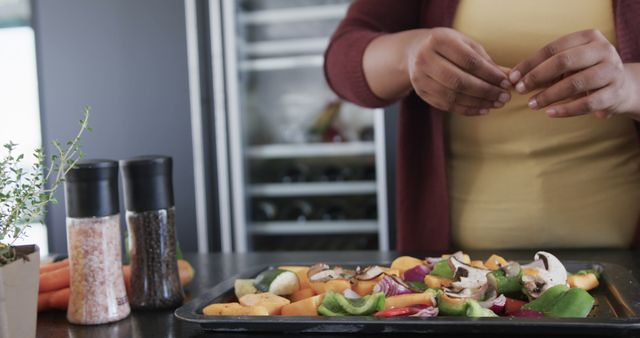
[505,297,527,315]
[374,306,420,317]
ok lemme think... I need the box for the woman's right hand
[407,28,511,116]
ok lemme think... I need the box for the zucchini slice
[254,269,300,296]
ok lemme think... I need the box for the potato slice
[202,302,269,316]
[281,294,325,316]
[390,256,423,274]
[239,292,291,315]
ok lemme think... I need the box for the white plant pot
[0,244,40,338]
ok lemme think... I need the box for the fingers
[426,53,511,103]
[514,42,612,94]
[416,73,499,109]
[545,86,616,118]
[417,88,489,116]
[510,29,605,85]
[436,38,511,89]
[528,62,616,109]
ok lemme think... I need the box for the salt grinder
[64,159,130,325]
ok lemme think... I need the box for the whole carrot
[49,288,70,310]
[40,261,193,294]
[39,266,70,293]
[37,260,195,312]
[38,288,70,312]
[39,259,69,274]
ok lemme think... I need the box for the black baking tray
[175,261,640,336]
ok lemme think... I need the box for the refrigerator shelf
[239,4,349,25]
[247,142,376,159]
[249,220,378,235]
[248,181,376,197]
[242,37,329,57]
[239,55,323,71]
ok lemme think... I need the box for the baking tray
[175,261,640,336]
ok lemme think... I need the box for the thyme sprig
[0,106,91,264]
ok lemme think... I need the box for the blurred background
[0,0,401,255]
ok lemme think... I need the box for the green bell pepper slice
[466,299,498,317]
[487,269,523,295]
[430,260,454,279]
[522,284,569,313]
[318,291,385,316]
[545,288,595,318]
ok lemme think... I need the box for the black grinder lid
[119,155,174,212]
[64,159,120,218]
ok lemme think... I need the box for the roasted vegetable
[568,272,599,291]
[522,285,569,313]
[384,291,436,310]
[239,293,291,315]
[429,260,454,279]
[374,306,421,317]
[545,288,595,318]
[487,267,522,295]
[390,256,424,275]
[254,269,300,296]
[318,291,385,316]
[437,292,468,316]
[234,279,258,299]
[373,275,412,297]
[202,302,269,316]
[522,284,569,313]
[402,265,430,282]
[466,299,498,317]
[281,294,325,316]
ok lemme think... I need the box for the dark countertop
[36,250,640,338]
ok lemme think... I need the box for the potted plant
[0,107,91,338]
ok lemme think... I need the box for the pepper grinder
[120,155,184,310]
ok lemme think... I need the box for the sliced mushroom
[309,269,340,282]
[444,256,491,300]
[307,264,355,283]
[354,265,385,281]
[333,266,355,279]
[521,251,568,299]
[444,282,488,300]
[448,256,491,290]
[308,263,330,279]
[521,259,545,270]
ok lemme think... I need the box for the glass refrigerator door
[221,0,388,252]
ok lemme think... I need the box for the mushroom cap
[521,252,568,298]
[445,256,491,299]
[534,251,568,288]
[307,264,355,282]
[354,265,385,281]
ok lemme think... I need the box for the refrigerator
[186,0,390,253]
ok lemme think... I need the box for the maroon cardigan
[324,0,640,251]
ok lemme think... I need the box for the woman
[325,0,640,251]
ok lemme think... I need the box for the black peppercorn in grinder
[120,155,184,310]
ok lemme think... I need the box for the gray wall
[33,0,199,253]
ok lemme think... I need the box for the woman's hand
[509,29,640,119]
[406,28,511,116]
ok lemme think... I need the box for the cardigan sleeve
[324,0,424,108]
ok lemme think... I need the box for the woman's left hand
[509,29,640,119]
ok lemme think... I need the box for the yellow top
[448,0,640,249]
